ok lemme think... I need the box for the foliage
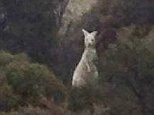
[0,80,20,111]
[97,27,154,115]
[0,51,66,111]
[0,0,69,69]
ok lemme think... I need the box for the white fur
[72,29,98,87]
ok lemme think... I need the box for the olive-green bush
[0,51,66,111]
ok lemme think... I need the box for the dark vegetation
[0,0,154,115]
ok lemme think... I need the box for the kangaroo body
[72,29,98,87]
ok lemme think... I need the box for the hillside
[0,0,154,115]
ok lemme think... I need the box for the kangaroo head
[82,29,97,48]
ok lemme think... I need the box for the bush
[0,51,67,111]
[97,29,154,115]
[6,62,66,104]
[0,64,20,111]
[0,51,14,67]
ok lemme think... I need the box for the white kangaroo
[72,29,98,87]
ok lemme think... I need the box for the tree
[98,26,154,115]
[0,0,69,69]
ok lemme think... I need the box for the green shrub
[0,51,13,67]
[0,51,67,111]
[0,82,20,111]
[6,61,66,104]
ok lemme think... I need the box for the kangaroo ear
[82,29,89,36]
[91,31,98,37]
